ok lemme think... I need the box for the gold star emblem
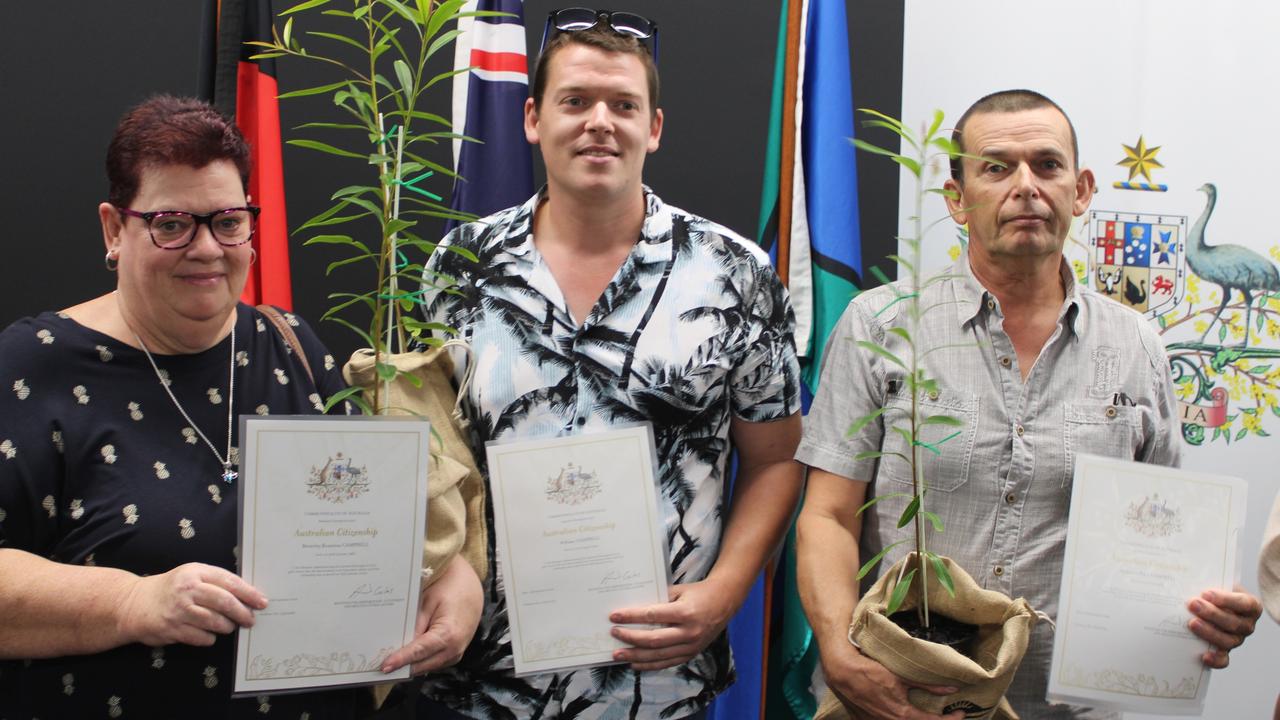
[1117,135,1165,183]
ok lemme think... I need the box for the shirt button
[928,391,939,401]
[576,417,586,426]
[1000,356,1012,368]
[986,299,995,310]
[1105,406,1118,418]
[1015,425,1025,437]
[1005,492,1016,504]
[993,565,1005,577]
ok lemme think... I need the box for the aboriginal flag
[199,0,292,310]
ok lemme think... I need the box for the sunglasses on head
[539,8,660,63]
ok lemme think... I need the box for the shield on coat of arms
[1090,211,1187,318]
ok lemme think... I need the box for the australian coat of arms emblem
[546,462,601,506]
[1123,493,1183,538]
[307,452,370,503]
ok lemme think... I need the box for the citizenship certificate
[234,416,430,694]
[1048,454,1246,714]
[487,424,669,675]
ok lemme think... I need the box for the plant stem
[911,124,931,630]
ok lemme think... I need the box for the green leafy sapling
[248,0,506,413]
[847,109,996,630]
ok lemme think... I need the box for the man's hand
[1188,585,1262,669]
[608,580,735,671]
[821,641,964,720]
[118,562,268,647]
[381,555,483,675]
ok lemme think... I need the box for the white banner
[901,2,1280,717]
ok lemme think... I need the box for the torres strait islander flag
[198,0,292,309]
[446,0,534,232]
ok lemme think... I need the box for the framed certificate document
[486,424,669,675]
[1048,454,1247,714]
[233,416,430,694]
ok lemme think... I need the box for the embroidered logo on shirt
[1089,346,1120,399]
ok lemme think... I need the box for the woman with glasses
[0,95,481,718]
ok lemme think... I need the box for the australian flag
[446,0,534,233]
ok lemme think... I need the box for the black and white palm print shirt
[420,188,802,720]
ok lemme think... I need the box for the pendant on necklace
[222,465,238,484]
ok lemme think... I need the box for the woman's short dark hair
[105,95,251,207]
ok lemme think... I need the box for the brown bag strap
[257,305,315,386]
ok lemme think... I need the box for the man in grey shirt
[794,90,1263,719]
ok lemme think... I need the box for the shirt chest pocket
[1062,402,1143,488]
[878,391,978,493]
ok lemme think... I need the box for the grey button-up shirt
[796,255,1181,718]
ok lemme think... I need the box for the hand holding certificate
[487,424,669,675]
[1048,454,1247,714]
[234,416,431,694]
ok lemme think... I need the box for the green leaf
[1219,323,1228,343]
[926,187,960,200]
[293,121,367,131]
[385,108,452,126]
[919,414,962,427]
[926,109,944,141]
[854,340,906,369]
[1234,427,1247,441]
[394,59,415,100]
[426,28,463,61]
[287,138,365,158]
[302,234,369,252]
[868,264,893,286]
[855,493,912,516]
[331,185,379,200]
[424,65,472,90]
[856,540,906,580]
[926,553,956,596]
[886,327,913,346]
[886,569,917,616]
[427,0,468,40]
[896,495,920,529]
[376,361,398,383]
[889,425,913,450]
[853,450,907,464]
[930,136,961,157]
[326,254,378,274]
[277,80,350,99]
[381,0,421,25]
[845,407,887,438]
[323,315,375,348]
[856,108,906,133]
[920,510,944,533]
[249,52,288,60]
[322,385,366,413]
[851,137,900,159]
[304,30,368,53]
[282,0,331,15]
[282,16,295,47]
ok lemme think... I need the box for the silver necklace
[132,326,238,484]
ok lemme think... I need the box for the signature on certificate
[598,569,643,587]
[349,583,396,599]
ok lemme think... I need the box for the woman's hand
[381,555,483,675]
[118,562,268,647]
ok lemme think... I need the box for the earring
[249,248,258,265]
[104,250,119,272]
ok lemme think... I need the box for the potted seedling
[816,110,1038,720]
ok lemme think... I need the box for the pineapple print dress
[0,304,362,719]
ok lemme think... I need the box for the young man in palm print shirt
[418,13,803,720]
